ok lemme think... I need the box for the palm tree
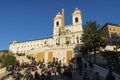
[81,21,106,63]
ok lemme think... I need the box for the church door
[48,52,53,62]
[37,52,45,62]
[66,50,73,62]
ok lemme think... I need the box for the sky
[0,0,120,50]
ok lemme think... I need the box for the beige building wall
[102,23,120,46]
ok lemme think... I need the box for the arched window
[76,36,79,43]
[56,21,59,26]
[75,17,79,23]
[56,38,60,45]
[66,36,71,44]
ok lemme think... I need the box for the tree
[74,44,82,59]
[81,21,106,63]
[74,44,81,54]
[80,44,88,57]
[0,54,16,68]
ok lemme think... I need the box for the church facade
[9,8,83,63]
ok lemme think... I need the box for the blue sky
[0,0,120,50]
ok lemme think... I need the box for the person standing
[105,70,115,80]
[93,72,100,80]
[89,61,94,72]
[84,62,87,72]
[34,71,40,80]
[83,72,89,80]
[67,68,73,80]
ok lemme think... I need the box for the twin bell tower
[53,7,83,45]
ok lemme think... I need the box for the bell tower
[72,8,83,32]
[53,12,62,36]
[53,11,62,45]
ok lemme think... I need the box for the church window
[77,40,79,43]
[44,41,46,44]
[66,41,69,44]
[109,28,111,31]
[114,29,115,31]
[75,17,79,23]
[56,21,59,26]
[66,36,71,44]
[76,36,79,40]
[76,36,79,43]
[66,29,69,33]
[66,29,71,34]
[56,39,60,45]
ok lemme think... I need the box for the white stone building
[9,8,83,63]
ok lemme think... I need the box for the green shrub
[0,54,16,68]
[101,51,120,64]
[0,50,8,53]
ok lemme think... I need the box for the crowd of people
[1,56,116,80]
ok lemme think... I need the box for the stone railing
[26,43,75,55]
[51,44,75,49]
[94,64,120,80]
[83,59,120,80]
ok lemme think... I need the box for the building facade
[102,23,120,50]
[101,23,120,51]
[9,8,83,63]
